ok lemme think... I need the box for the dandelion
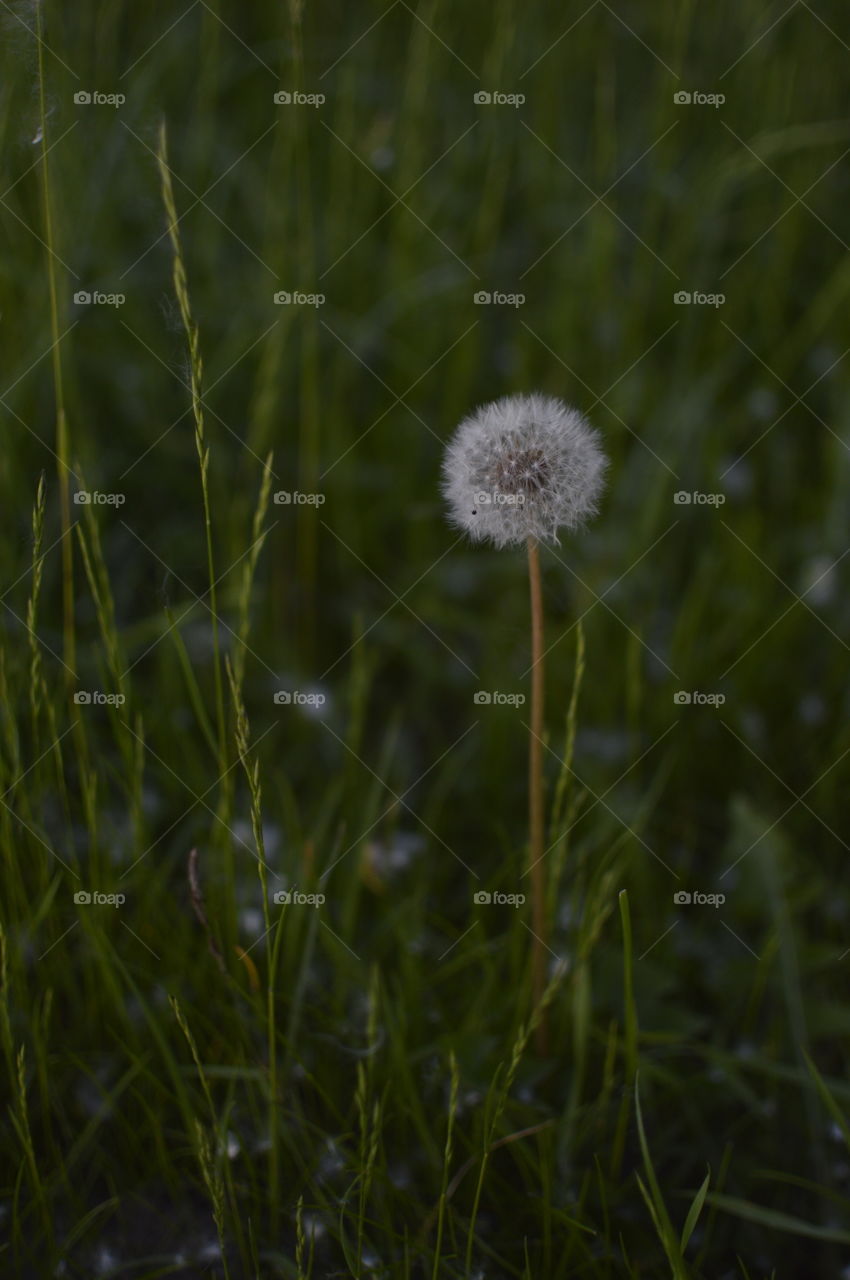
[441,392,606,549]
[442,392,607,1052]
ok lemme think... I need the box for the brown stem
[527,536,548,1054]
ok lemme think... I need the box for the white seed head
[441,393,608,548]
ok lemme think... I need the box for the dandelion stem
[527,536,548,1054]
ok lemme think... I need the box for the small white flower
[441,392,607,547]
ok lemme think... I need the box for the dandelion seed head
[441,393,607,548]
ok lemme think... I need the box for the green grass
[1,0,850,1275]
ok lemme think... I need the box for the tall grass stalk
[11,1045,55,1257]
[431,1049,459,1279]
[611,889,638,1178]
[295,1192,315,1279]
[195,1118,232,1280]
[354,1057,382,1277]
[288,1,321,657]
[465,962,567,1273]
[232,451,274,697]
[35,1,74,681]
[26,475,47,747]
[156,121,229,799]
[228,660,280,1235]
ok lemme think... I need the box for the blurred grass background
[1,0,850,1275]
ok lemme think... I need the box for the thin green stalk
[232,451,274,696]
[170,994,216,1122]
[527,536,547,1054]
[465,963,566,1273]
[11,1045,55,1254]
[156,121,228,785]
[195,1118,232,1280]
[295,1193,315,1279]
[611,889,638,1178]
[289,3,321,658]
[35,0,74,680]
[171,997,239,1278]
[26,475,47,749]
[355,1058,381,1277]
[634,1074,689,1279]
[549,619,585,843]
[0,924,14,1077]
[432,1050,459,1279]
[228,660,279,1235]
